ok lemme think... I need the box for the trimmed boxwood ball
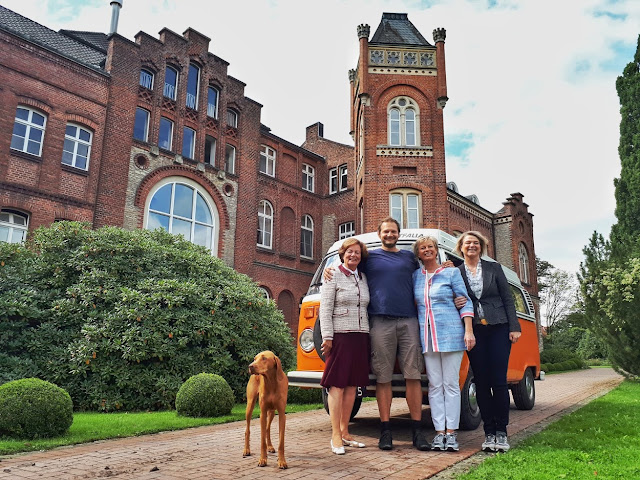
[0,378,73,439]
[175,373,234,417]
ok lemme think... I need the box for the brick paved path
[0,368,622,480]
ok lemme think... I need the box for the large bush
[0,378,73,439]
[175,373,234,417]
[0,222,295,410]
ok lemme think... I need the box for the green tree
[0,222,295,410]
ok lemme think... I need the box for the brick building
[0,6,539,339]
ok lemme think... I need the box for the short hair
[412,235,439,260]
[455,231,489,257]
[338,237,368,262]
[377,216,401,234]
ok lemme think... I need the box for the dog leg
[243,377,258,457]
[258,405,268,467]
[277,405,287,469]
[266,409,276,453]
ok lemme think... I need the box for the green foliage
[540,347,584,369]
[0,222,295,410]
[175,373,234,417]
[287,386,323,404]
[0,378,73,439]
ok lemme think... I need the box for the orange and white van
[287,229,541,429]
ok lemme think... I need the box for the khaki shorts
[370,315,424,384]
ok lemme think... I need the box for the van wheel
[322,388,362,420]
[459,368,481,430]
[512,367,535,410]
[313,318,325,362]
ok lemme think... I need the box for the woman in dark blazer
[455,231,521,453]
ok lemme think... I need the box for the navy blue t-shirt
[361,249,419,318]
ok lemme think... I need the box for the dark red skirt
[320,332,370,388]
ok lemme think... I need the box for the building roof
[0,5,107,70]
[60,30,110,54]
[370,12,432,47]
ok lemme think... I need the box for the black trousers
[467,322,512,435]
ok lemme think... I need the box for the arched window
[163,66,178,100]
[139,68,154,90]
[387,96,419,146]
[145,177,218,254]
[0,209,29,244]
[257,200,273,249]
[227,109,238,128]
[11,107,47,156]
[259,287,271,300]
[300,215,313,258]
[518,243,530,284]
[390,189,421,229]
[62,124,92,170]
[186,63,200,110]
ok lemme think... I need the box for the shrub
[287,386,323,404]
[0,378,73,439]
[540,363,549,373]
[175,373,234,417]
[0,223,295,411]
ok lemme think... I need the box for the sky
[3,0,639,277]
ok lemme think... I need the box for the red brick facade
[0,8,538,340]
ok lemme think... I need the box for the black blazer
[457,259,521,332]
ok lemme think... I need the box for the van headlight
[299,328,315,353]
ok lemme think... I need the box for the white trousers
[424,350,464,431]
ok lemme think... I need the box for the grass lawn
[457,380,640,480]
[0,402,322,456]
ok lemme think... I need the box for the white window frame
[225,144,236,174]
[519,243,530,284]
[302,164,315,193]
[11,107,46,156]
[227,109,238,128]
[186,63,200,110]
[339,164,348,191]
[339,221,355,240]
[387,96,420,146]
[182,126,196,159]
[329,167,338,194]
[257,200,273,249]
[159,117,174,151]
[205,135,216,165]
[259,145,276,177]
[390,189,421,229]
[207,86,219,119]
[164,65,178,100]
[139,69,154,90]
[0,209,29,244]
[300,214,314,258]
[144,176,219,255]
[134,108,149,142]
[62,123,92,170]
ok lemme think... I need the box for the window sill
[9,149,42,163]
[256,246,275,255]
[300,256,315,264]
[61,164,89,176]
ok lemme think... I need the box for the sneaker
[413,430,430,451]
[495,432,510,452]
[482,434,496,452]
[445,432,459,452]
[430,433,446,451]
[379,430,393,450]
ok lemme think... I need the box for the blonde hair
[455,231,489,257]
[412,235,439,262]
[338,238,368,262]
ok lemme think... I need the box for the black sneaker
[413,430,430,451]
[379,430,393,450]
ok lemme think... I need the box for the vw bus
[287,229,541,429]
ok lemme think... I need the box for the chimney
[109,0,123,35]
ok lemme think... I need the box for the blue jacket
[413,266,474,353]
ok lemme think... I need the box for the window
[139,69,154,90]
[164,66,178,100]
[259,287,271,300]
[133,108,149,142]
[186,63,200,110]
[227,109,238,128]
[225,144,236,174]
[182,127,196,159]
[302,164,315,192]
[390,189,421,229]
[388,96,419,146]
[207,86,218,118]
[0,209,28,244]
[339,164,348,191]
[146,179,216,251]
[300,215,313,258]
[204,135,216,165]
[62,124,92,170]
[519,243,530,284]
[259,145,276,176]
[329,164,348,194]
[257,200,273,248]
[339,221,355,240]
[158,117,173,151]
[11,107,46,156]
[329,168,338,194]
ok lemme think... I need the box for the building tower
[351,13,449,233]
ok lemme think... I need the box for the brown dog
[243,350,288,469]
